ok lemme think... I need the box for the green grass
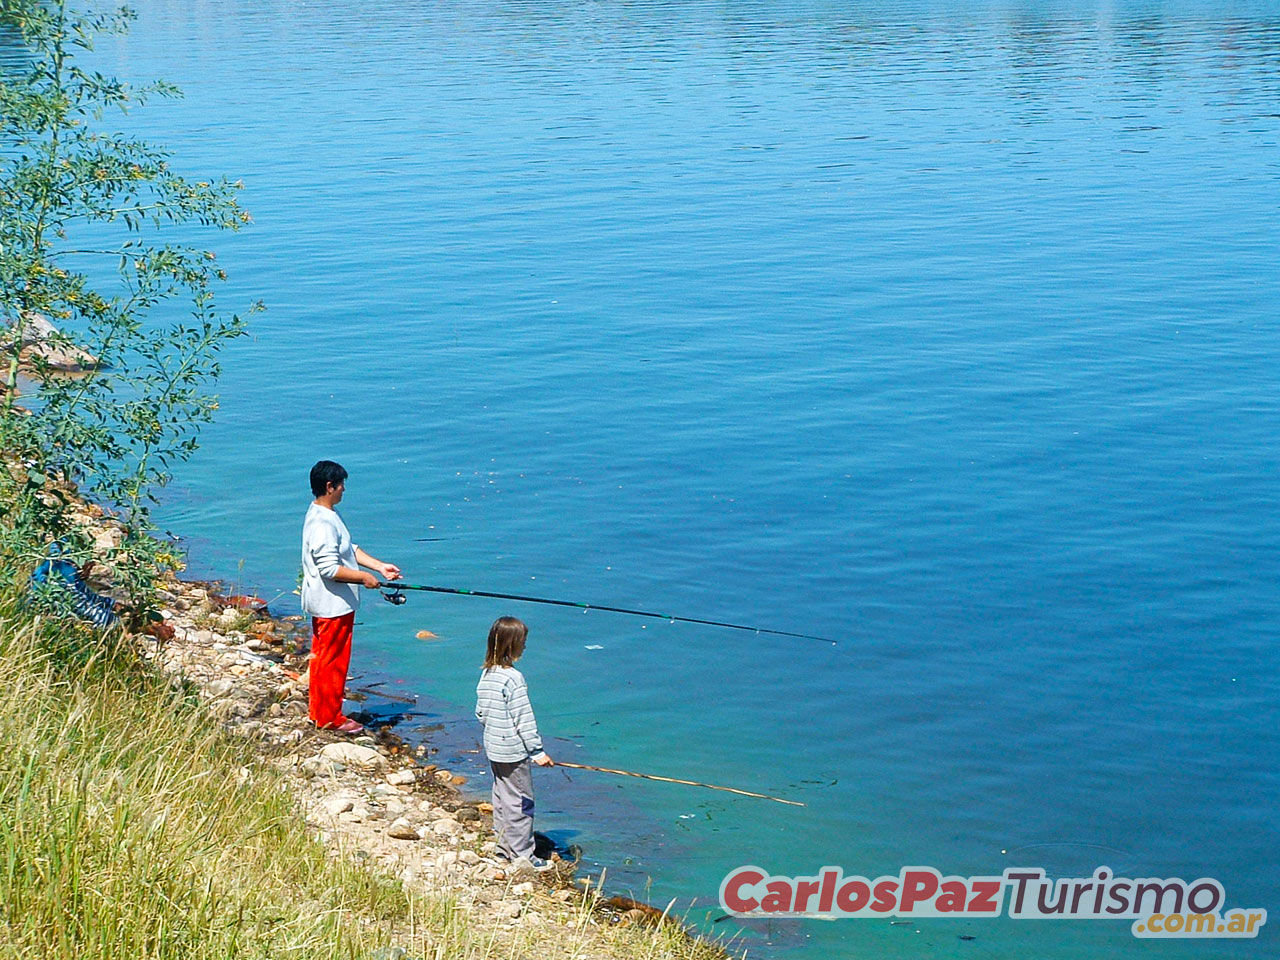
[0,604,410,959]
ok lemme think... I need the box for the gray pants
[490,759,536,861]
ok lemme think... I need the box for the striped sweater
[475,665,546,763]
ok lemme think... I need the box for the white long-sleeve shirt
[300,502,361,618]
[476,665,547,763]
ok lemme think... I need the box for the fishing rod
[377,580,835,644]
[556,761,804,807]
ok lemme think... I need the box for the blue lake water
[82,1,1280,956]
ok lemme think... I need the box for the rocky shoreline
[74,527,723,956]
[136,580,568,921]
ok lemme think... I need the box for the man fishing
[301,460,401,733]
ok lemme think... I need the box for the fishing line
[377,580,834,644]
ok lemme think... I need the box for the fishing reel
[381,586,407,606]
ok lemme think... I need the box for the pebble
[386,769,416,786]
[431,818,462,837]
[494,901,522,920]
[386,818,421,841]
[301,757,344,777]
[512,881,534,897]
[322,797,354,815]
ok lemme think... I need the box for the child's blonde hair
[484,616,528,669]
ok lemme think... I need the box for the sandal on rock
[335,718,365,734]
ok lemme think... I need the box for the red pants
[309,612,355,728]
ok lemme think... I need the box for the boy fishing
[301,460,401,733]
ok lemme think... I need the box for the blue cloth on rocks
[29,543,118,630]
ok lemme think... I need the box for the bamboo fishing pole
[377,580,835,644]
[554,761,805,807]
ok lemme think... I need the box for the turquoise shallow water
[77,1,1280,956]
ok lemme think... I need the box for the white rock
[437,851,460,868]
[386,769,416,786]
[431,818,462,837]
[320,743,388,770]
[495,901,522,920]
[512,881,535,897]
[323,797,354,815]
[458,850,481,866]
[386,818,421,841]
[385,798,407,815]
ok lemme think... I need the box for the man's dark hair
[310,460,348,497]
